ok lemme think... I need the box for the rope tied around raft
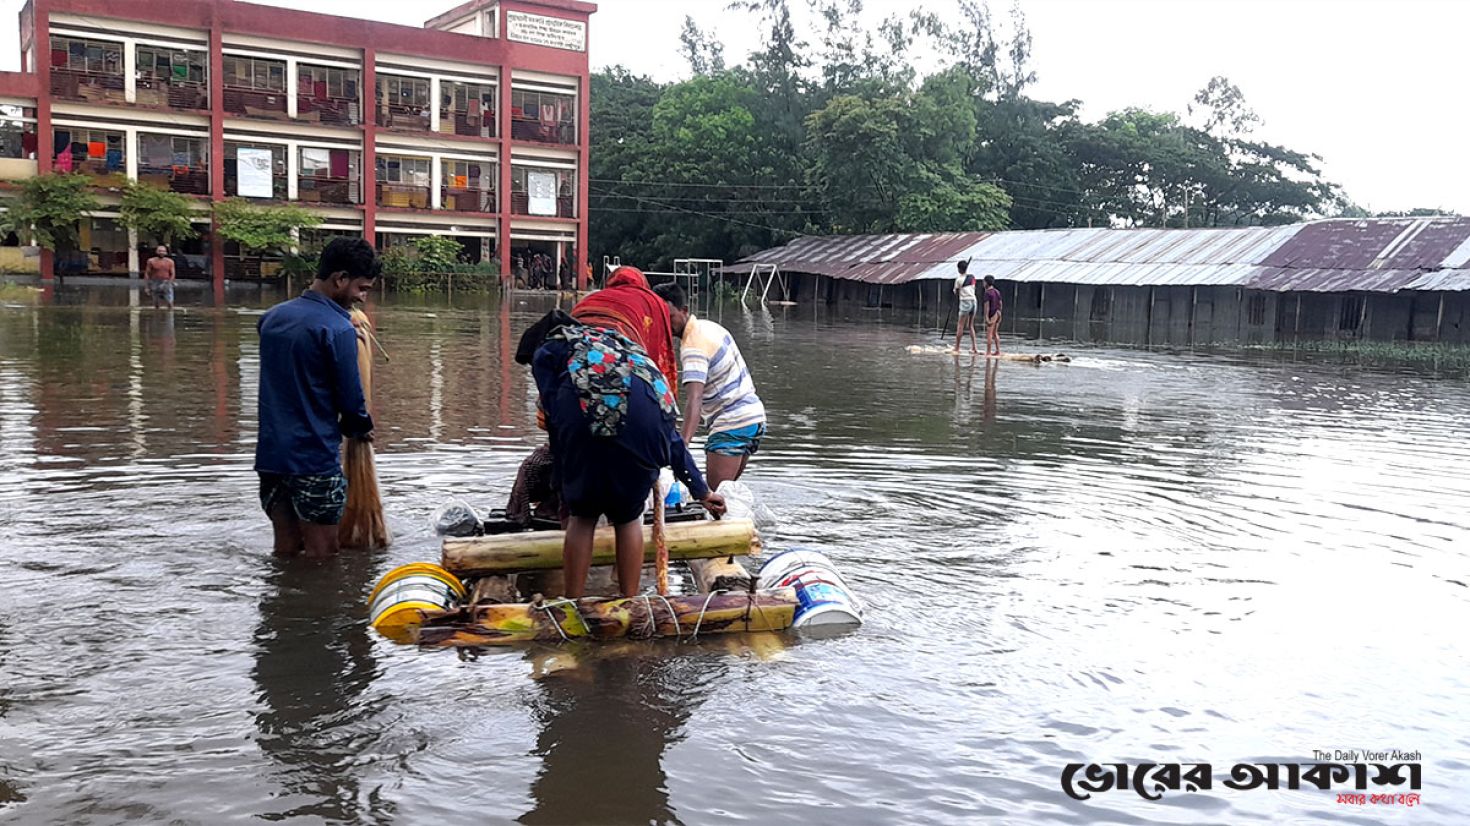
[532,597,588,642]
[634,593,684,638]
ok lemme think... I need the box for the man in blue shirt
[255,237,380,556]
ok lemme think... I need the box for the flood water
[1,284,1467,825]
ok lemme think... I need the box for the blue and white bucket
[758,550,864,629]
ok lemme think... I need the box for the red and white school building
[0,0,595,289]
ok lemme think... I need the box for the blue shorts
[959,297,977,315]
[706,423,766,457]
[259,472,348,525]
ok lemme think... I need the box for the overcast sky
[4,0,1464,214]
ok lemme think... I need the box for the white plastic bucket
[758,550,864,628]
[368,562,467,642]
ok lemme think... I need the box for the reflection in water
[521,647,719,826]
[983,358,998,424]
[252,555,389,823]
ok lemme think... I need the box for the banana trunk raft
[369,518,861,647]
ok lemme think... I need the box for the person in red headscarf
[570,266,679,387]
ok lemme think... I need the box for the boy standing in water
[983,275,1004,357]
[952,260,979,354]
[653,283,767,492]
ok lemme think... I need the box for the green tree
[896,171,1011,232]
[118,180,200,246]
[0,173,102,250]
[212,198,320,253]
[412,235,464,270]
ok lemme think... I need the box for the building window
[298,146,360,205]
[1339,294,1364,331]
[510,88,576,145]
[49,36,125,102]
[376,74,432,131]
[137,133,209,195]
[135,46,208,109]
[0,105,38,160]
[440,81,496,137]
[442,159,495,213]
[1089,287,1112,321]
[511,165,576,218]
[1247,293,1267,326]
[376,155,433,209]
[53,127,125,178]
[298,64,361,126]
[224,142,288,200]
[222,55,288,118]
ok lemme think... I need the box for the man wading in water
[254,238,379,557]
[145,245,176,310]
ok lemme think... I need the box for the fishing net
[340,308,391,550]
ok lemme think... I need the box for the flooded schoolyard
[0,284,1465,824]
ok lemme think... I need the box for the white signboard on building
[506,10,586,52]
[528,170,558,216]
[236,147,274,198]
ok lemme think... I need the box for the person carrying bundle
[254,238,380,557]
[515,310,725,598]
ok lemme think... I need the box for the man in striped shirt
[654,283,767,491]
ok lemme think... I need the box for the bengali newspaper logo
[1060,754,1422,807]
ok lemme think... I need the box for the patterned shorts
[258,472,348,525]
[959,297,977,316]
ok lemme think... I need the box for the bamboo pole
[688,556,752,593]
[653,494,669,595]
[412,588,798,646]
[442,518,759,576]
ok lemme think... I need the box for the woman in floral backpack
[516,310,726,598]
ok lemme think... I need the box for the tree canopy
[590,0,1352,269]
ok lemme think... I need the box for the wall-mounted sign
[236,147,274,198]
[506,10,586,52]
[528,171,558,216]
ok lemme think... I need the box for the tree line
[590,0,1370,271]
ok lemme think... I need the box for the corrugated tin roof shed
[718,232,988,285]
[911,225,1302,286]
[721,218,1470,293]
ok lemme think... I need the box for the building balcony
[441,110,496,139]
[299,95,361,127]
[223,87,288,119]
[510,116,576,146]
[298,176,358,205]
[377,181,431,210]
[138,165,209,196]
[376,105,432,132]
[135,77,208,110]
[442,186,495,213]
[49,68,126,104]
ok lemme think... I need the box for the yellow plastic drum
[368,562,467,642]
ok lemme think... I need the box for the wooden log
[442,518,759,576]
[688,556,753,593]
[413,588,798,646]
[469,575,518,605]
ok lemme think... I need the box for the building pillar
[285,59,299,119]
[576,73,590,290]
[362,48,377,246]
[124,128,138,181]
[123,38,137,103]
[498,68,512,285]
[127,227,140,278]
[430,77,442,133]
[430,152,443,210]
[208,17,226,300]
[35,0,54,280]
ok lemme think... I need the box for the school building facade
[0,0,594,288]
